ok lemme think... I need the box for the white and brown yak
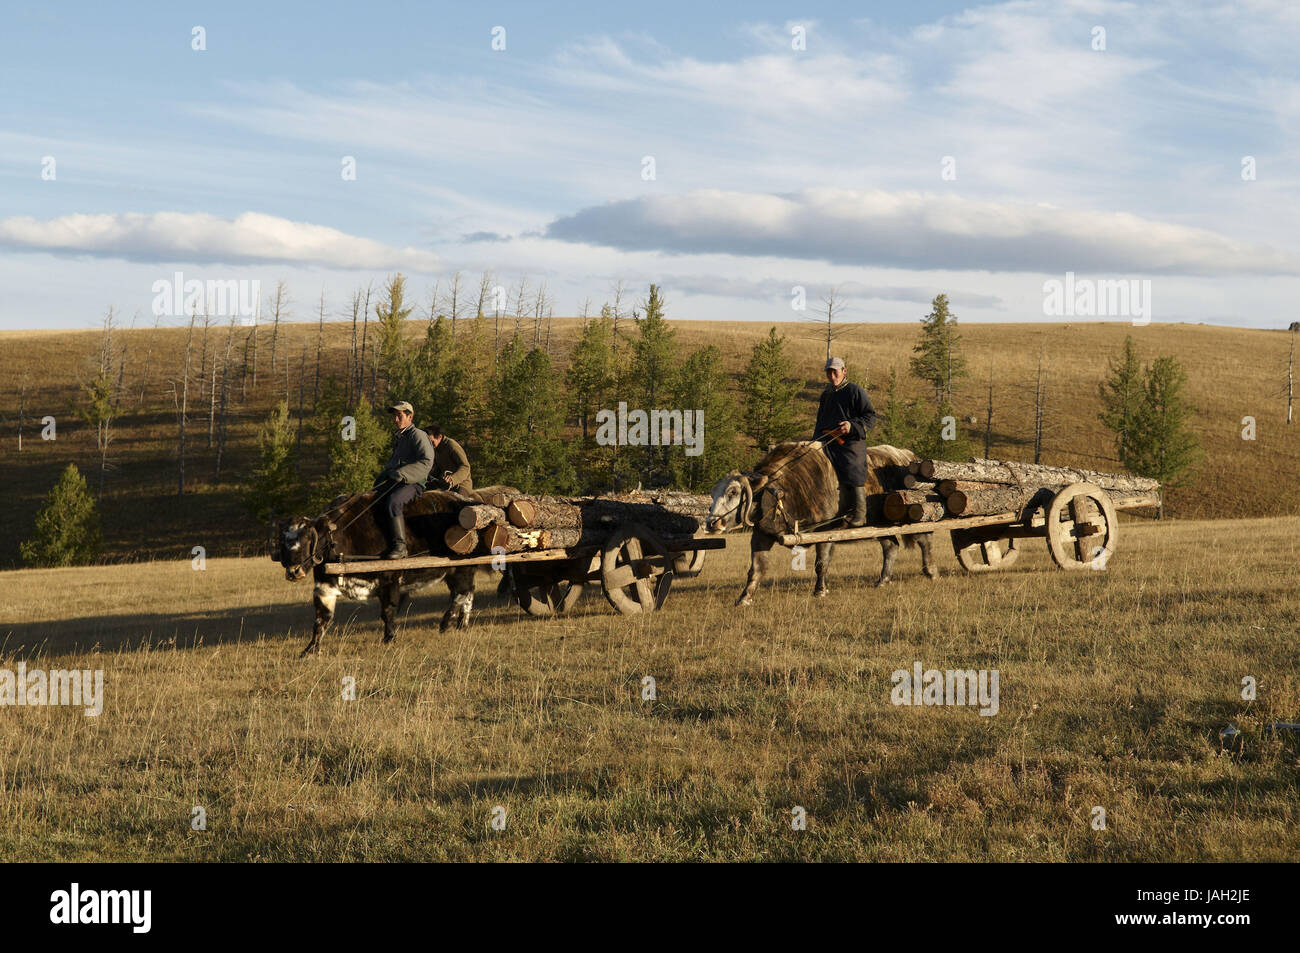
[706,441,937,605]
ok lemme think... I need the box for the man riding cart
[374,401,476,559]
[814,356,879,527]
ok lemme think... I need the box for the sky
[1,0,1298,331]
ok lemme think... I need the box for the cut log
[902,473,936,490]
[459,504,507,530]
[506,498,538,528]
[943,484,1058,518]
[905,501,946,522]
[883,490,945,522]
[935,479,989,498]
[917,458,1158,493]
[444,525,478,555]
[481,523,554,553]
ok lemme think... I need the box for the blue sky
[2,0,1298,330]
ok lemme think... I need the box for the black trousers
[384,482,423,519]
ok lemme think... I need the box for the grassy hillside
[1,516,1296,861]
[1,317,1297,567]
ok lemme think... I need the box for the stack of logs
[441,489,712,556]
[880,458,1161,523]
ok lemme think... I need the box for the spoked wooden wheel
[672,548,707,577]
[600,523,673,615]
[511,554,597,616]
[1045,482,1118,570]
[951,529,1020,572]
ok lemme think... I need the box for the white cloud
[0,211,440,271]
[545,188,1300,275]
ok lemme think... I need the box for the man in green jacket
[426,424,473,494]
[374,400,435,559]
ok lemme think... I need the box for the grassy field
[3,317,1300,567]
[2,513,1296,861]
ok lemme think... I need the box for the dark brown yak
[705,441,937,605]
[271,486,515,656]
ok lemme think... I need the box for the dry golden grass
[2,514,1296,861]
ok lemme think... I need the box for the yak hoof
[299,642,320,658]
[874,577,891,588]
[925,569,939,580]
[814,587,829,598]
[382,633,396,644]
[735,594,753,607]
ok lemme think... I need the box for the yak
[271,486,510,657]
[705,441,937,605]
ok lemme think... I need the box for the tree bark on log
[480,523,557,553]
[943,485,1058,518]
[905,501,947,522]
[459,504,507,530]
[917,458,1158,492]
[883,491,945,522]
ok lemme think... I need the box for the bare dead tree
[296,343,307,466]
[16,375,27,452]
[197,309,211,403]
[1033,339,1046,464]
[314,288,325,413]
[983,359,994,459]
[512,276,530,337]
[347,288,361,407]
[208,317,220,448]
[447,270,463,335]
[177,308,197,496]
[546,305,554,353]
[808,285,856,361]
[610,279,625,355]
[1289,326,1295,425]
[475,270,492,319]
[359,282,372,402]
[533,280,548,348]
[268,280,289,377]
[139,315,159,408]
[250,295,260,389]
[215,317,235,479]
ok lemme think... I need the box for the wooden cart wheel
[1045,482,1118,571]
[951,529,1020,572]
[511,555,596,617]
[601,523,673,614]
[672,548,707,577]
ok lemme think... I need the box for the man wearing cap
[374,400,435,559]
[814,357,878,527]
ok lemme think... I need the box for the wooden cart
[777,482,1157,572]
[324,523,724,616]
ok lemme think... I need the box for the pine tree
[876,366,930,450]
[741,327,804,451]
[20,464,104,567]
[1098,335,1144,466]
[909,293,967,404]
[245,400,303,522]
[1128,356,1202,499]
[565,314,618,488]
[311,395,392,510]
[375,273,414,394]
[672,346,741,491]
[483,337,574,492]
[629,284,680,484]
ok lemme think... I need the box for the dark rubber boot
[847,485,868,527]
[382,511,409,560]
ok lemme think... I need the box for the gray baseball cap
[387,400,414,415]
[825,357,845,371]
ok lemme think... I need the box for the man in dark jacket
[374,400,435,559]
[426,424,473,494]
[813,357,878,527]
